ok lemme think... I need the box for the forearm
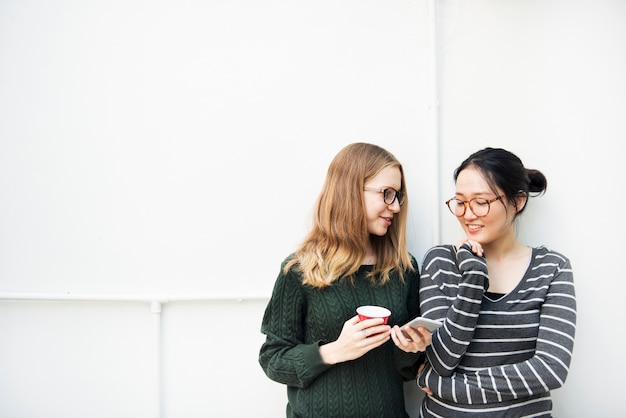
[394,348,424,381]
[420,244,488,376]
[419,350,572,404]
[259,336,332,388]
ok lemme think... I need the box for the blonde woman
[259,142,431,418]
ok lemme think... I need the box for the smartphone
[401,316,443,338]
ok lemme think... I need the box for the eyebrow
[368,185,401,190]
[455,191,496,198]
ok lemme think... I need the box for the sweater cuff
[395,347,424,381]
[301,341,333,378]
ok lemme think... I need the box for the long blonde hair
[284,142,414,288]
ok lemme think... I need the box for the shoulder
[280,252,298,268]
[401,252,421,282]
[532,245,572,266]
[407,252,420,269]
[421,245,456,269]
[272,253,305,290]
[531,247,576,298]
[531,246,575,285]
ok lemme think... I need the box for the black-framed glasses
[364,187,405,206]
[445,195,504,217]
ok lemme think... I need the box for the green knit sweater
[259,254,423,418]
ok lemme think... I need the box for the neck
[363,245,376,265]
[483,235,523,261]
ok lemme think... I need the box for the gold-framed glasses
[364,187,405,206]
[445,195,504,217]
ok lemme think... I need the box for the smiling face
[454,166,519,246]
[363,165,402,237]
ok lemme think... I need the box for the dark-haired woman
[412,147,576,417]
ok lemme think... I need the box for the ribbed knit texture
[417,244,577,417]
[259,254,423,418]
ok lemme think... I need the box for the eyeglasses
[364,187,405,206]
[445,195,504,217]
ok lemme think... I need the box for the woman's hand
[457,239,484,257]
[319,315,390,365]
[417,363,433,395]
[390,324,432,353]
[455,239,489,289]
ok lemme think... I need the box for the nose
[388,199,401,212]
[463,202,478,219]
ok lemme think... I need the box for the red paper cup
[356,305,391,324]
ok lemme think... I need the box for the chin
[372,228,389,237]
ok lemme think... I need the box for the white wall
[0,1,624,417]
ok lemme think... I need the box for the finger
[405,326,433,352]
[359,323,390,339]
[364,332,391,349]
[391,327,421,353]
[394,326,413,345]
[418,326,434,345]
[461,239,484,256]
[390,327,403,344]
[367,324,391,334]
[358,317,386,328]
[390,327,399,343]
[421,387,433,396]
[366,325,391,340]
[469,240,484,256]
[402,325,424,342]
[417,329,434,351]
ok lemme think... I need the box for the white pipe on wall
[0,292,270,303]
[151,301,163,418]
[0,292,270,418]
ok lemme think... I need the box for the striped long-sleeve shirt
[416,243,576,417]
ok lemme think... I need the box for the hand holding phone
[401,316,442,338]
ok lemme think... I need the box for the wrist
[319,341,339,365]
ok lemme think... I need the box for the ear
[515,191,528,213]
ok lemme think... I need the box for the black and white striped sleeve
[419,243,488,377]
